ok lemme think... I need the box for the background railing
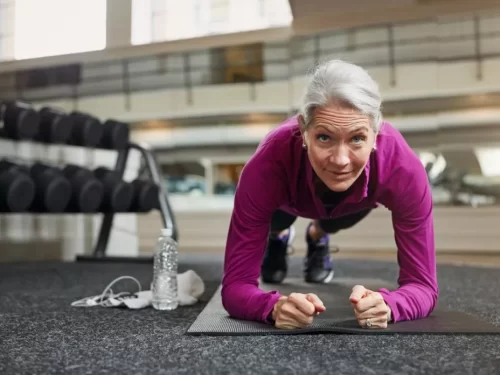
[0,12,499,104]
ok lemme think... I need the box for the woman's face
[302,104,376,192]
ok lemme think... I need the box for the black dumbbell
[0,160,35,212]
[129,179,159,212]
[0,101,40,140]
[68,111,103,148]
[99,119,129,150]
[93,167,133,212]
[35,107,73,144]
[61,164,104,213]
[29,163,72,212]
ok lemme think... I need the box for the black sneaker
[304,223,334,283]
[261,226,296,284]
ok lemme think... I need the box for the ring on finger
[364,319,372,328]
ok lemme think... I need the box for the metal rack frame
[76,141,178,263]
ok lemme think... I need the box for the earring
[302,142,307,149]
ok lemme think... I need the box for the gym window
[12,0,106,60]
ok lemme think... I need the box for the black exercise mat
[187,277,500,335]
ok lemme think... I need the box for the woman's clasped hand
[272,293,326,329]
[272,285,391,330]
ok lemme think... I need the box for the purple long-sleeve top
[221,116,439,324]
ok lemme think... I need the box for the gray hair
[298,59,383,133]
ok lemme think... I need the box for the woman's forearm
[379,282,438,322]
[221,279,281,323]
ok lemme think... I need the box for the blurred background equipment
[99,119,130,150]
[0,159,35,212]
[93,166,134,213]
[36,107,74,144]
[68,111,103,148]
[0,101,40,141]
[129,179,160,213]
[0,99,176,261]
[28,162,72,212]
[55,163,104,213]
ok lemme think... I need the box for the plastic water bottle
[151,228,179,310]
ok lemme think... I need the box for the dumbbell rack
[0,100,178,263]
[76,141,179,263]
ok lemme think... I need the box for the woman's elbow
[221,281,255,321]
[221,282,239,317]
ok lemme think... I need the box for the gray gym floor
[1,253,499,374]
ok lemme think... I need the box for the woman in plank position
[221,59,438,329]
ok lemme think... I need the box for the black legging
[270,208,372,234]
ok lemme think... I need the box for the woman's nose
[329,147,350,167]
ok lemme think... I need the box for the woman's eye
[317,134,330,142]
[352,135,365,144]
